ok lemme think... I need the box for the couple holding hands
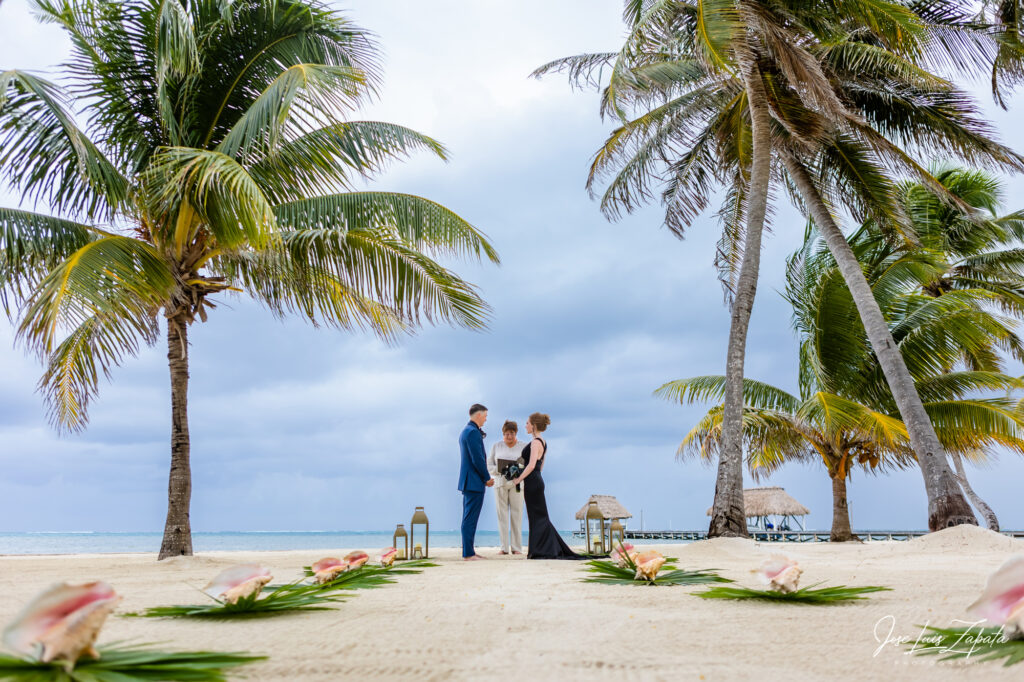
[457,403,580,561]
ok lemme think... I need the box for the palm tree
[890,167,1024,529]
[660,372,1024,539]
[535,0,930,536]
[0,0,499,559]
[535,0,1022,533]
[658,225,1024,539]
[982,0,1024,107]
[788,222,1024,525]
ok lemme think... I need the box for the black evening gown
[522,438,581,560]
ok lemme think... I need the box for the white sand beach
[1,525,1022,681]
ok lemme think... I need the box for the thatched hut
[706,487,810,531]
[575,495,632,552]
[574,495,632,521]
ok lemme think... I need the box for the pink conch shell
[967,555,1024,637]
[2,581,121,666]
[311,557,349,584]
[759,555,803,593]
[610,543,637,568]
[203,564,272,604]
[379,548,397,567]
[634,550,666,582]
[344,551,369,569]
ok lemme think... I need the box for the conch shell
[203,564,272,604]
[967,555,1024,638]
[634,550,666,582]
[2,581,121,667]
[379,548,397,567]
[610,543,637,568]
[311,557,349,584]
[344,551,369,569]
[759,555,803,593]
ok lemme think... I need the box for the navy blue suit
[458,420,490,557]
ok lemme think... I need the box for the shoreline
[1,525,1021,680]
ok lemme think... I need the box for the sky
[2,0,1024,537]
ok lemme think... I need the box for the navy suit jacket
[458,421,490,493]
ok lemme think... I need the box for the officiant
[487,420,525,555]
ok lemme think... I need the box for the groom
[458,403,494,561]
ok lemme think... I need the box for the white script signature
[873,615,1009,659]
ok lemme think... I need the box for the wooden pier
[571,529,1024,542]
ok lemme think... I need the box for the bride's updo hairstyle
[528,412,551,433]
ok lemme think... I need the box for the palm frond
[695,583,891,602]
[582,559,730,586]
[274,193,498,263]
[299,558,438,589]
[249,121,448,202]
[127,580,344,618]
[216,250,409,339]
[215,63,364,160]
[0,208,95,314]
[17,235,173,357]
[655,375,800,411]
[0,644,264,681]
[529,52,618,89]
[907,625,1024,665]
[39,312,161,432]
[0,70,129,219]
[143,147,277,251]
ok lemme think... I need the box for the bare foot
[498,550,509,555]
[512,551,523,555]
[464,555,484,561]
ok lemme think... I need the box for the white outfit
[487,440,525,553]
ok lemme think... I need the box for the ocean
[0,530,682,555]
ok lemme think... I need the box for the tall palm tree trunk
[951,452,999,531]
[159,312,194,559]
[711,59,773,538]
[782,154,977,531]
[829,474,855,541]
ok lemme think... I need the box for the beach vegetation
[126,580,346,618]
[696,583,891,603]
[583,546,731,586]
[0,645,266,681]
[129,557,435,617]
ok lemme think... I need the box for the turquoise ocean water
[0,530,684,555]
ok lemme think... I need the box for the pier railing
[570,529,1024,542]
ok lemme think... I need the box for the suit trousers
[461,490,485,558]
[494,485,524,553]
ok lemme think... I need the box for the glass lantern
[610,519,626,549]
[393,523,409,560]
[584,501,607,554]
[410,506,429,559]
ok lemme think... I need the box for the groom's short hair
[469,403,488,416]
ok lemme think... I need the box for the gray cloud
[1,0,1023,539]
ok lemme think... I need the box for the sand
[2,525,1023,681]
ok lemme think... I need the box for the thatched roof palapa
[574,495,632,520]
[705,487,810,518]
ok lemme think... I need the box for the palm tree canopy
[533,0,1024,299]
[0,0,500,432]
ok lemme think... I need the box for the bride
[512,413,581,560]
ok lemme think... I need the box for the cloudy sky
[2,0,1023,537]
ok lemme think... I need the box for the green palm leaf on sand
[0,644,264,681]
[299,559,438,590]
[582,559,730,587]
[696,583,891,603]
[126,581,344,618]
[907,626,1024,666]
